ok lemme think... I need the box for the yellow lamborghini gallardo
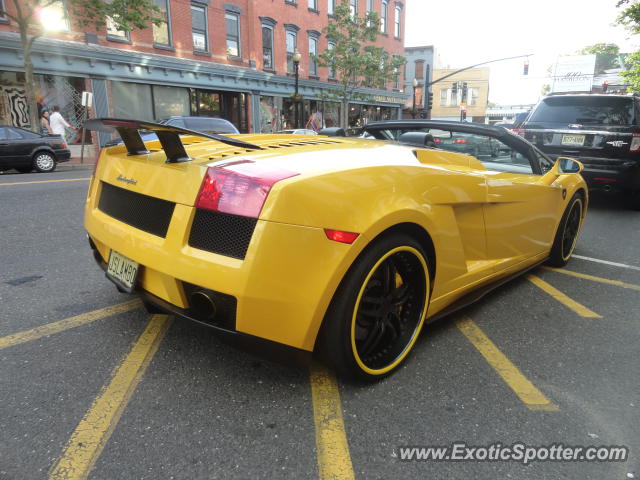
[84,119,587,380]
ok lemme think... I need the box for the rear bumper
[55,149,71,163]
[548,154,640,193]
[88,243,311,365]
[84,181,362,352]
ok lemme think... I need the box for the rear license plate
[106,250,139,292]
[561,134,585,146]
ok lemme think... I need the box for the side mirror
[538,156,583,185]
[557,156,583,174]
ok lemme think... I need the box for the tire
[317,233,431,381]
[547,193,584,267]
[15,166,33,173]
[32,152,56,173]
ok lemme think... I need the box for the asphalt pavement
[0,169,638,480]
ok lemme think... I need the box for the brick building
[0,0,407,149]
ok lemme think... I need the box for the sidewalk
[58,154,97,171]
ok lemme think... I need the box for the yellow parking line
[526,274,602,318]
[0,299,141,350]
[310,362,355,480]
[0,177,90,186]
[541,266,640,292]
[455,316,558,411]
[49,314,172,480]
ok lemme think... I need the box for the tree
[317,2,405,128]
[578,43,620,55]
[0,0,162,131]
[578,43,621,73]
[617,1,640,91]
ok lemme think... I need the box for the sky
[405,0,639,105]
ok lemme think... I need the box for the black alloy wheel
[317,233,430,381]
[547,193,583,267]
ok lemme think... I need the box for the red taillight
[324,229,359,244]
[195,161,298,218]
[454,138,468,144]
[433,138,442,143]
[512,128,525,136]
[630,134,640,152]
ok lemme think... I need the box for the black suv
[520,94,640,209]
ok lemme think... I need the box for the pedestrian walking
[49,105,71,141]
[40,110,53,135]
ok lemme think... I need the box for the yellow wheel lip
[350,245,430,376]
[561,197,583,262]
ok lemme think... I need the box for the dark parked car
[104,116,239,147]
[360,120,554,175]
[0,126,70,173]
[520,94,640,209]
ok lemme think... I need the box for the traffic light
[461,82,468,103]
[452,82,458,94]
[523,58,529,75]
[426,91,433,110]
[602,80,609,93]
[460,109,467,122]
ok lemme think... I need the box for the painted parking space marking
[572,254,640,272]
[310,362,355,480]
[541,266,640,292]
[0,177,91,187]
[49,314,172,480]
[0,299,141,350]
[455,316,559,411]
[526,274,602,318]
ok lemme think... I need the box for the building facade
[430,67,490,123]
[0,0,407,147]
[402,45,434,118]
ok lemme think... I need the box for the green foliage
[316,3,405,104]
[621,51,640,91]
[617,0,640,34]
[1,0,162,31]
[617,1,640,91]
[578,43,620,55]
[68,0,163,31]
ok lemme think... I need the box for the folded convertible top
[85,118,262,163]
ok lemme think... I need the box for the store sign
[372,94,403,104]
[552,55,596,93]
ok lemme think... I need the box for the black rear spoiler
[84,118,262,163]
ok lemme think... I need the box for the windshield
[529,96,635,126]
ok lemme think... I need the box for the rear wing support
[84,118,262,163]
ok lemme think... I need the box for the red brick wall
[1,0,404,85]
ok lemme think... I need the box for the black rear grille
[188,209,257,259]
[98,181,175,237]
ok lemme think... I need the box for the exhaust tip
[190,291,217,320]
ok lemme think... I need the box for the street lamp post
[412,78,418,119]
[293,50,302,129]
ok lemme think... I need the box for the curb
[58,163,96,171]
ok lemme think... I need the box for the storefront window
[348,103,398,128]
[112,81,154,121]
[153,85,190,120]
[259,96,282,133]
